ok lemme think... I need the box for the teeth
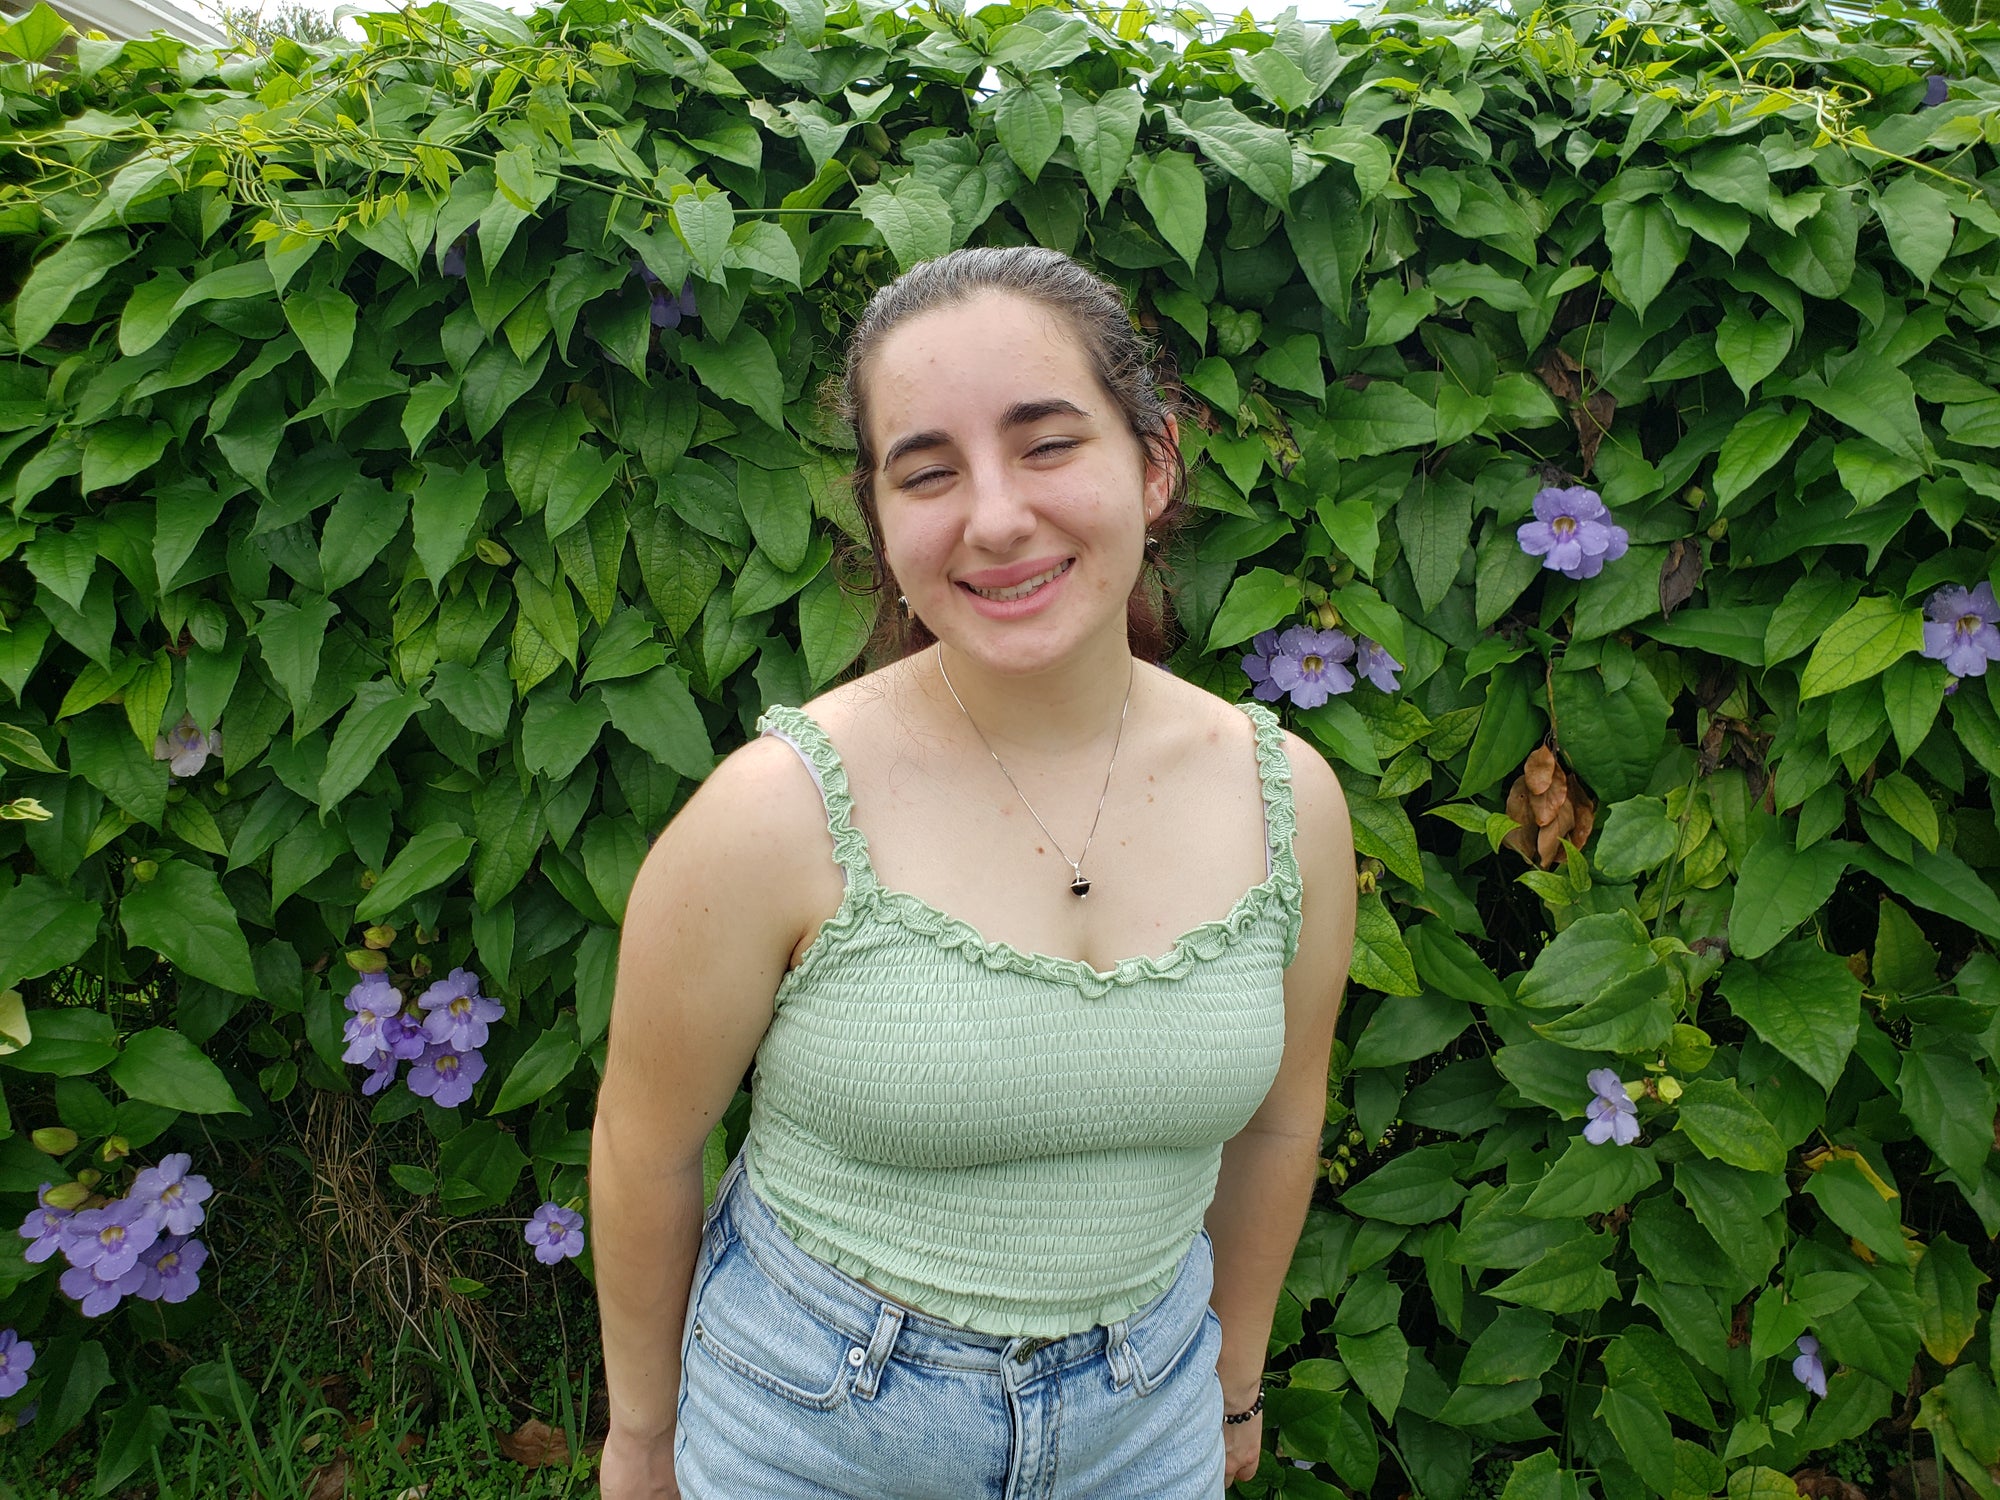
[968,561,1070,602]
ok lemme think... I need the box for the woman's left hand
[1223,1408,1263,1487]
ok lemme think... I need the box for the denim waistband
[706,1152,1209,1384]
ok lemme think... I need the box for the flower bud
[1655,1077,1684,1103]
[1684,485,1707,509]
[862,122,891,155]
[100,1135,130,1162]
[414,924,435,945]
[131,859,159,884]
[30,1128,75,1155]
[43,1181,90,1210]
[410,953,434,979]
[165,785,186,804]
[215,781,232,797]
[345,949,388,974]
[1355,867,1377,895]
[1314,602,1342,630]
[75,1169,101,1190]
[475,539,511,565]
[359,870,378,890]
[363,925,397,950]
[1705,518,1728,541]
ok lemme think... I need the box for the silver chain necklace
[936,650,1135,898]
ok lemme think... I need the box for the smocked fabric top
[738,698,1301,1338]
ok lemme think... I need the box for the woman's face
[864,291,1173,675]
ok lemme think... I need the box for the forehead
[864,292,1099,431]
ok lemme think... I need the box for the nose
[960,459,1036,554]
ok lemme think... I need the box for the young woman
[592,247,1355,1499]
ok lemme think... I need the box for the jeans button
[847,1347,866,1367]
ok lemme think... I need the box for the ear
[1142,413,1179,524]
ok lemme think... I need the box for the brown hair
[837,247,1188,662]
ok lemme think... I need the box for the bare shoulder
[1277,728,1350,850]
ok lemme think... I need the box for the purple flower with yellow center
[1240,630,1287,703]
[419,969,503,1053]
[525,1203,586,1265]
[1793,1334,1827,1397]
[1353,637,1402,693]
[1582,1068,1639,1146]
[62,1197,158,1279]
[1518,486,1630,581]
[129,1153,212,1237]
[1922,583,2000,679]
[1267,627,1356,709]
[134,1236,208,1305]
[360,1051,400,1097]
[17,1184,73,1265]
[59,1257,146,1318]
[407,1045,484,1109]
[153,714,221,778]
[342,975,405,1066]
[0,1332,33,1399]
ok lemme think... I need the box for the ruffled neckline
[757,699,1302,1000]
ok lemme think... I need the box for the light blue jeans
[674,1154,1227,1498]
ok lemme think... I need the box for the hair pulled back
[838,247,1187,662]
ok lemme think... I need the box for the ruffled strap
[1239,702,1305,965]
[755,705,879,894]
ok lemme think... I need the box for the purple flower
[360,1051,400,1096]
[1353,637,1402,693]
[17,1184,73,1265]
[651,279,699,330]
[343,977,417,1067]
[1267,627,1356,709]
[1920,74,1949,110]
[406,1045,484,1109]
[128,1153,212,1236]
[1240,630,1287,704]
[525,1203,585,1265]
[1793,1334,1827,1397]
[0,1332,33,1399]
[345,974,401,1019]
[59,1258,145,1318]
[1922,583,2000,679]
[1582,1068,1640,1146]
[153,714,220,778]
[62,1197,158,1279]
[442,228,474,278]
[1518,486,1630,581]
[418,969,503,1053]
[134,1235,208,1305]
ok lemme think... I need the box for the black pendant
[1070,875,1091,898]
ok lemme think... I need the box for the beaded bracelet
[1223,1391,1264,1425]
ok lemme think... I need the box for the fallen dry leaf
[305,1453,349,1500]
[498,1416,570,1469]
[1792,1469,1867,1500]
[1660,538,1705,619]
[1572,389,1616,474]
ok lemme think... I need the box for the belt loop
[854,1303,905,1400]
[1103,1318,1132,1389]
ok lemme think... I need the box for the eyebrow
[880,399,1093,471]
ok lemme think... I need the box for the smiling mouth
[962,560,1073,602]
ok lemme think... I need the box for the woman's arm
[1206,733,1356,1484]
[591,738,833,1500]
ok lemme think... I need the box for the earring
[898,594,912,618]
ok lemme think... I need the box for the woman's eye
[899,467,949,490]
[1028,439,1078,460]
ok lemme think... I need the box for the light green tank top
[742,699,1301,1337]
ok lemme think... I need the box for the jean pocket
[689,1239,857,1413]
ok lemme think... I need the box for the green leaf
[14,236,133,349]
[670,185,735,279]
[600,667,713,780]
[472,781,546,910]
[521,690,610,780]
[541,445,623,542]
[1714,305,1794,399]
[684,322,784,432]
[1870,770,1939,852]
[994,74,1062,181]
[321,481,409,594]
[108,1028,246,1116]
[1847,840,2000,940]
[411,461,491,588]
[1132,151,1207,271]
[1785,358,1925,463]
[0,2,73,62]
[1489,1231,1616,1313]
[1874,175,1955,286]
[1339,1143,1467,1224]
[1674,1078,1787,1172]
[798,567,874,687]
[93,1400,171,1499]
[1063,87,1141,207]
[1593,796,1678,879]
[1524,1139,1660,1218]
[1769,189,1860,299]
[1171,97,1291,208]
[1204,567,1301,652]
[1598,1382,1676,1498]
[0,876,100,990]
[1551,663,1670,802]
[1914,1234,1987,1366]
[253,596,338,713]
[1805,1155,1908,1264]
[1898,1049,1995,1182]
[575,923,619,1048]
[1602,199,1690,318]
[1717,941,1861,1094]
[1799,595,1922,699]
[320,681,425,811]
[736,462,813,572]
[1729,830,1848,960]
[283,284,357,383]
[1498,1450,1565,1500]
[855,178,955,272]
[0,1008,116,1076]
[1334,1323,1407,1419]
[1348,994,1470,1070]
[1396,473,1470,614]
[1713,403,1809,511]
[81,419,169,495]
[1323,382,1436,458]
[437,1120,528,1212]
[489,1015,581,1115]
[119,860,258,994]
[356,824,476,922]
[1532,965,1674,1052]
[0,722,59,775]
[1459,660,1545,799]
[1351,891,1419,996]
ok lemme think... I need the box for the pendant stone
[1070,874,1091,898]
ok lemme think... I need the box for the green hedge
[0,0,1995,1491]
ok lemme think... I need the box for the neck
[931,634,1139,760]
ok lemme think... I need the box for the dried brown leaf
[1792,1470,1868,1500]
[1573,389,1616,474]
[1535,347,1582,402]
[1523,745,1559,796]
[497,1417,570,1470]
[305,1454,349,1500]
[1660,538,1705,619]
